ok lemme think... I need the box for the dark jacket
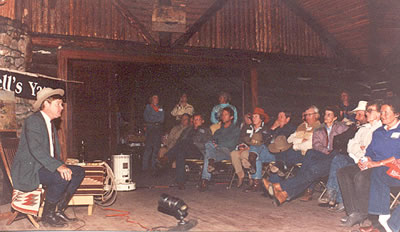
[263,123,296,145]
[11,112,63,191]
[213,123,240,151]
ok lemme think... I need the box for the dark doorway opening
[68,61,248,162]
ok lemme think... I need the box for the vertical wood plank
[250,67,258,109]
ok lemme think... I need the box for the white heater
[112,154,136,191]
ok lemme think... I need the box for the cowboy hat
[351,100,367,113]
[32,87,64,112]
[253,107,270,123]
[268,135,292,153]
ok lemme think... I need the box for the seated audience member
[266,106,321,200]
[319,101,373,211]
[158,114,191,162]
[163,114,211,189]
[355,99,400,232]
[171,93,194,120]
[200,107,240,191]
[270,105,321,173]
[231,108,269,190]
[210,92,238,130]
[245,110,295,192]
[263,106,348,206]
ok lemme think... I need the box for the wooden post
[250,67,258,110]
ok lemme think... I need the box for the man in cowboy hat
[11,87,85,227]
[230,107,269,188]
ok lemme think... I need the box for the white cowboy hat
[32,87,64,112]
[351,100,368,113]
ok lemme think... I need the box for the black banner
[0,69,66,100]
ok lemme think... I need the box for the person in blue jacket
[143,94,164,172]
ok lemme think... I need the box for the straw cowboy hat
[268,135,292,153]
[32,87,64,112]
[253,107,270,123]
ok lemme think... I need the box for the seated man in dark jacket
[11,88,85,227]
[163,114,212,189]
[200,107,240,191]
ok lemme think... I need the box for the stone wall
[0,16,32,205]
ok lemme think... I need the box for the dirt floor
[0,170,363,231]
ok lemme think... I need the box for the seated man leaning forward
[11,88,85,227]
[230,107,269,188]
[163,114,212,189]
[200,107,240,191]
[263,105,348,206]
[244,110,296,192]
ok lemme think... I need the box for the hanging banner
[0,68,66,100]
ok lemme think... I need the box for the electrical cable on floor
[70,200,86,231]
[103,207,150,231]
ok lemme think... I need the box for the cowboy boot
[55,192,77,222]
[299,188,313,202]
[207,159,216,173]
[42,201,67,227]
[236,171,245,188]
[248,152,257,174]
[199,179,208,192]
[271,183,288,206]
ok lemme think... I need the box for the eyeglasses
[303,113,316,117]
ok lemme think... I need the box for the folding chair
[390,186,400,210]
[0,137,44,229]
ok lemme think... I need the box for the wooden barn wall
[0,0,15,19]
[374,1,400,66]
[296,0,370,64]
[185,0,336,58]
[13,0,152,43]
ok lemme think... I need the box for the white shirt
[40,111,54,157]
[347,120,382,163]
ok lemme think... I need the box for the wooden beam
[158,0,172,48]
[283,0,361,67]
[112,0,158,46]
[172,0,228,48]
[250,67,258,109]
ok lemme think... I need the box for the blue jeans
[368,166,400,216]
[388,205,400,232]
[269,149,305,184]
[39,165,85,203]
[326,154,354,203]
[142,125,162,170]
[249,145,276,179]
[276,148,305,167]
[166,139,202,183]
[281,149,335,199]
[201,141,231,181]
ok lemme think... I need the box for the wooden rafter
[171,0,228,48]
[112,0,158,46]
[283,0,361,67]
